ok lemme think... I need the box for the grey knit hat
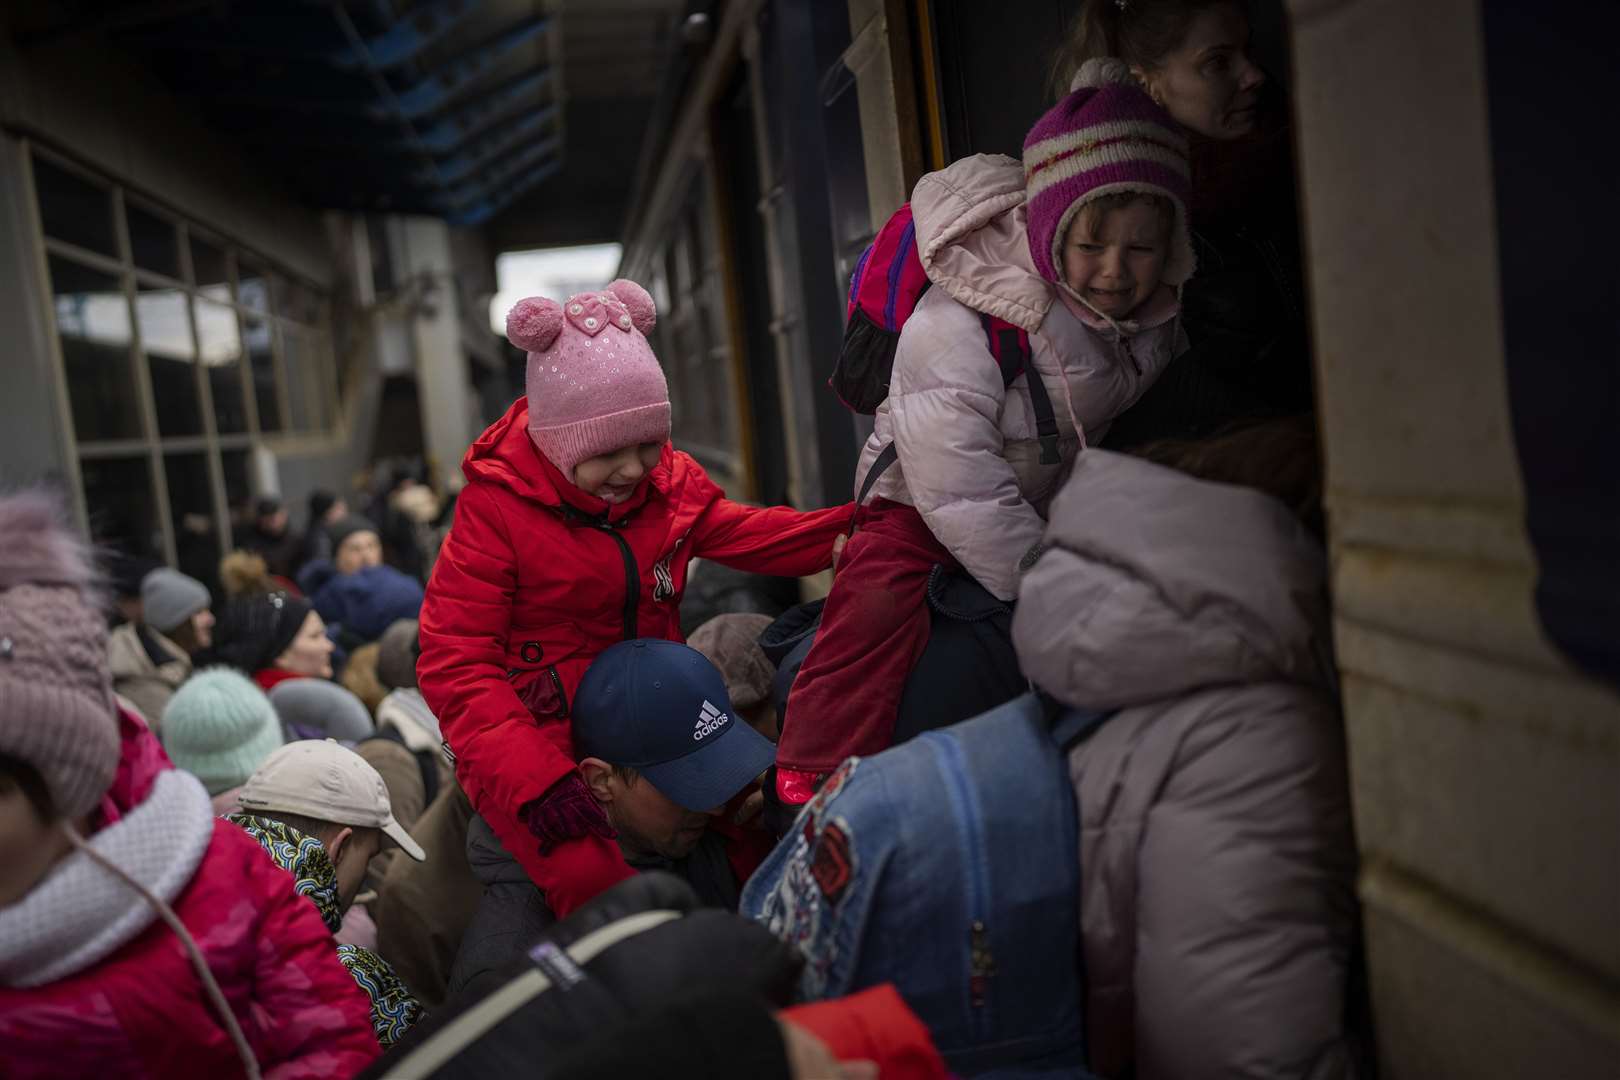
[686,613,776,712]
[327,515,379,554]
[376,618,420,691]
[140,567,211,635]
[268,677,376,742]
[0,491,121,820]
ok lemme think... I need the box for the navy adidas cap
[573,639,776,811]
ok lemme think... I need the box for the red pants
[777,500,955,775]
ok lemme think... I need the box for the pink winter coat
[1012,451,1359,1080]
[857,154,1183,600]
[0,708,380,1079]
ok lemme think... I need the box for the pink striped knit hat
[1023,57,1194,289]
[507,278,671,479]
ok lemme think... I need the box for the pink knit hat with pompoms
[1023,57,1194,288]
[0,490,120,821]
[507,278,671,479]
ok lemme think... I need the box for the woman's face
[276,610,335,679]
[1138,6,1265,140]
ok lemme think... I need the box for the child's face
[1061,199,1171,318]
[573,442,663,504]
[0,780,74,907]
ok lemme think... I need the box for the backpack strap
[981,315,1061,465]
[855,442,899,510]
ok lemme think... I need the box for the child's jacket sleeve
[685,463,852,576]
[888,306,1047,601]
[417,484,581,825]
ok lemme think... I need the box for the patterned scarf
[228,813,423,1045]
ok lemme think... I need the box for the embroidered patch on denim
[809,821,853,905]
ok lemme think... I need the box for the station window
[653,176,743,488]
[26,145,342,568]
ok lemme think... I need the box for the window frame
[20,139,344,567]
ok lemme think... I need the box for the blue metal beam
[450,161,563,226]
[423,109,560,185]
[393,17,551,119]
[413,70,554,153]
[441,138,561,209]
[332,0,482,69]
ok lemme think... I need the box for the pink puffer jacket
[1013,451,1360,1080]
[856,154,1183,600]
[0,709,379,1078]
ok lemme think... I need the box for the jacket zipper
[934,735,995,1037]
[1120,334,1141,375]
[588,521,640,641]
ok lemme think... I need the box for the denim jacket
[742,693,1087,1077]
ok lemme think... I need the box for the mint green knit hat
[160,668,284,795]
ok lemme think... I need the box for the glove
[522,773,617,854]
[774,767,825,807]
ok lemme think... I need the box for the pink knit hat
[0,491,120,821]
[1023,57,1194,289]
[507,278,671,479]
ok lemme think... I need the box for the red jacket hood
[463,398,676,521]
[98,707,175,827]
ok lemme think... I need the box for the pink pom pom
[506,297,563,352]
[604,278,656,335]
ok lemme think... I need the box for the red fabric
[98,706,174,825]
[419,397,851,915]
[253,667,307,693]
[0,714,379,1079]
[269,575,304,598]
[711,786,777,886]
[782,984,948,1079]
[777,500,955,776]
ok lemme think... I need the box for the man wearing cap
[107,567,215,728]
[448,639,777,995]
[228,740,428,1047]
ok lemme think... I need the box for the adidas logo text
[694,700,728,741]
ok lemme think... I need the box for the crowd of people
[1,2,1365,1077]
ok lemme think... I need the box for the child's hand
[831,534,848,571]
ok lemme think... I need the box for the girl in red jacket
[418,279,849,918]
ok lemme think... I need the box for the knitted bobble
[604,278,657,335]
[506,297,564,352]
[1071,56,1133,92]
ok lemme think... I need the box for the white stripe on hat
[1023,118,1189,172]
[1025,142,1192,204]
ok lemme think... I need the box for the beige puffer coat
[106,621,190,729]
[1013,450,1360,1080]
[856,154,1183,601]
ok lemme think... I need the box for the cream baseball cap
[237,739,425,861]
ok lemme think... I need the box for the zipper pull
[969,920,997,1007]
[1121,336,1141,375]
